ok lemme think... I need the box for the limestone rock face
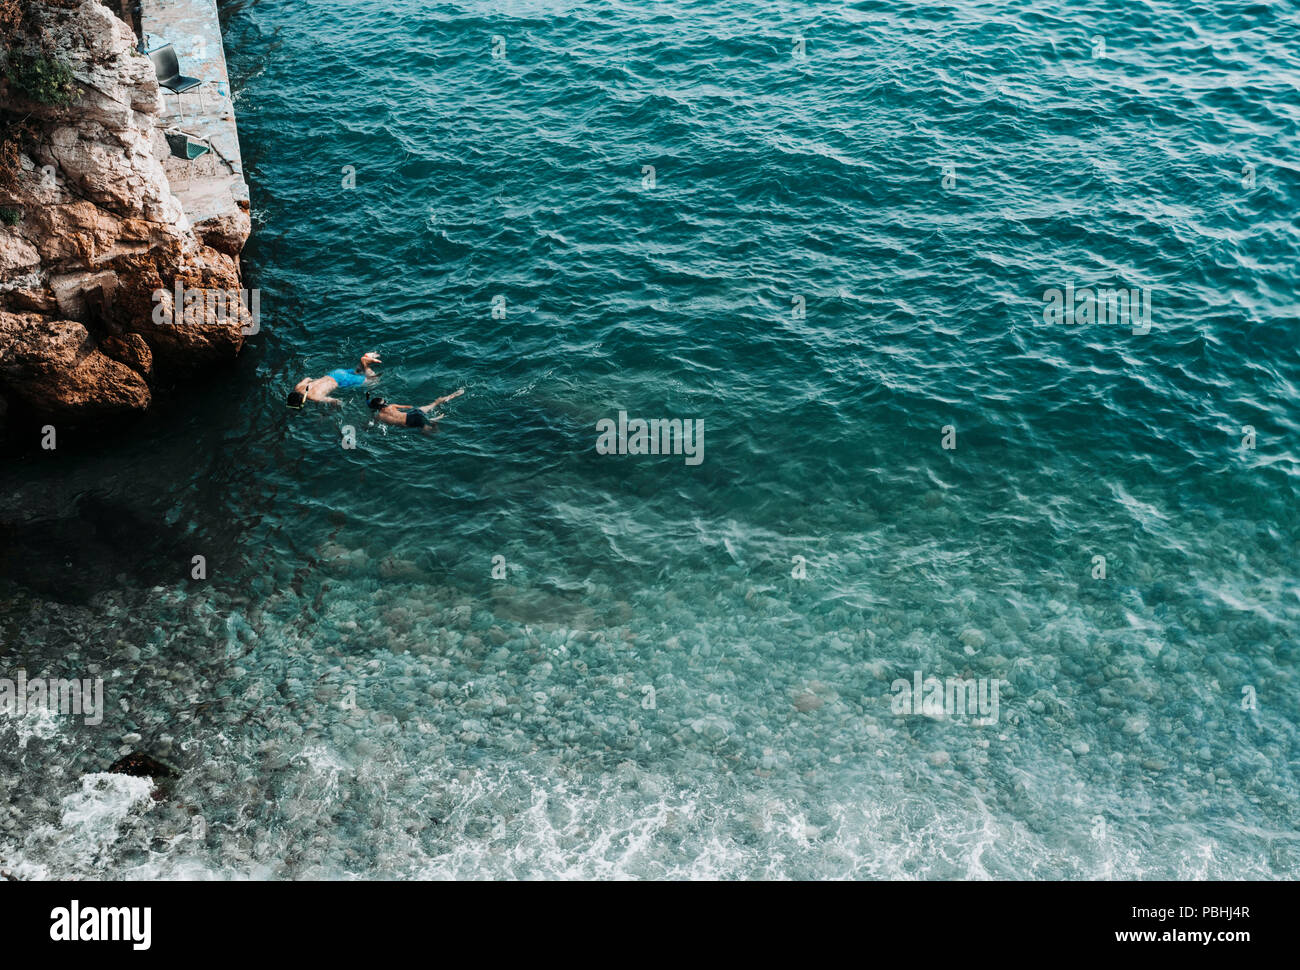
[0,0,249,437]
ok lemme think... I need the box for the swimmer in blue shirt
[286,352,381,408]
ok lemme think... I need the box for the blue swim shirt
[328,368,367,389]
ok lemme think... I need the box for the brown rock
[108,751,177,779]
[112,244,248,370]
[100,331,152,376]
[0,311,151,419]
[108,750,178,800]
[0,0,250,434]
[4,289,58,314]
[196,208,252,256]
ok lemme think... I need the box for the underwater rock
[792,689,824,713]
[108,750,176,779]
[377,556,421,580]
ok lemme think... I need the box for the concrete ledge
[139,0,250,252]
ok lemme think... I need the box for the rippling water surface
[2,0,1298,878]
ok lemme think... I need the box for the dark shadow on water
[0,493,188,604]
[0,337,292,605]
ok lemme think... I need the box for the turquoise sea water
[2,0,1298,878]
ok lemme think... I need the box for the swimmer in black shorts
[366,388,465,433]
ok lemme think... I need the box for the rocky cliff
[0,0,250,440]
